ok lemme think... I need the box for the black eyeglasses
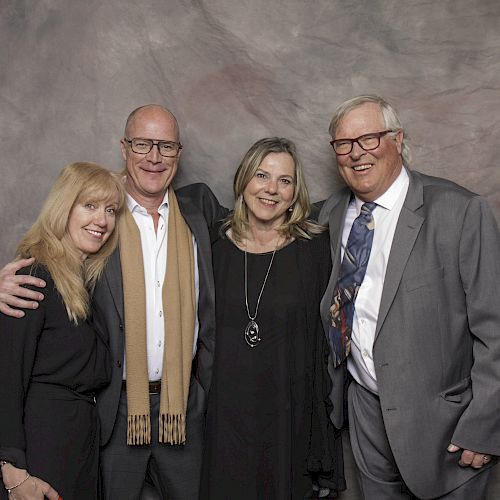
[124,138,183,157]
[330,130,395,155]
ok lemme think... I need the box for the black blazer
[93,183,227,445]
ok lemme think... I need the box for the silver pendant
[244,320,261,347]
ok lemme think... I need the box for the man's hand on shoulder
[0,257,46,318]
[447,443,492,469]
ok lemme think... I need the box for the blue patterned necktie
[329,202,376,367]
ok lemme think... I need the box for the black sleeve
[176,183,230,228]
[0,267,47,469]
[306,233,346,493]
[310,199,327,222]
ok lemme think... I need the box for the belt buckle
[149,381,161,395]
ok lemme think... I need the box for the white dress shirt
[344,168,409,394]
[123,189,200,381]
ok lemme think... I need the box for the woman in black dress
[0,162,124,500]
[202,138,344,499]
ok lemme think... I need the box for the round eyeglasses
[124,138,183,157]
[330,130,395,155]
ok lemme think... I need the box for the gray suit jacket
[319,169,500,499]
[92,183,227,447]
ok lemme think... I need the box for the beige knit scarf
[119,189,195,445]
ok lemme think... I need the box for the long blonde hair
[223,137,323,242]
[17,162,125,323]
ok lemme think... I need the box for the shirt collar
[126,187,170,214]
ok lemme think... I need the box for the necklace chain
[244,246,277,321]
[243,236,281,347]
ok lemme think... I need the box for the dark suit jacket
[92,183,227,446]
[319,169,500,499]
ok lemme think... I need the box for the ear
[120,139,127,162]
[394,129,404,155]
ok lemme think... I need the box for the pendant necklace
[244,239,279,348]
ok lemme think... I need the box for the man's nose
[349,140,366,158]
[147,143,162,162]
[349,141,365,158]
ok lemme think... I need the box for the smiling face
[67,196,118,260]
[334,102,403,202]
[120,106,180,208]
[243,152,295,230]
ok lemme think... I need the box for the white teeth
[86,229,103,237]
[352,164,372,171]
[260,199,277,205]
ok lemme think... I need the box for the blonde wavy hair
[17,162,125,323]
[222,137,323,242]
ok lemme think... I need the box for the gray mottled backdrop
[1,0,499,496]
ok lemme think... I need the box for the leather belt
[121,380,162,394]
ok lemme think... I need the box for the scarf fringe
[127,414,151,445]
[159,413,186,445]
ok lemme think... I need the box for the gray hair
[328,95,411,166]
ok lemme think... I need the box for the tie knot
[361,202,377,215]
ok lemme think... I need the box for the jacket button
[117,360,122,368]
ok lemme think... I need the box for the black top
[0,265,110,499]
[202,229,345,499]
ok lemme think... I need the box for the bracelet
[5,472,30,494]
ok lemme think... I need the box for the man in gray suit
[319,95,499,499]
[0,104,225,499]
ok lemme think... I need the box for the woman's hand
[2,463,60,500]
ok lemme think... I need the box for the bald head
[124,104,180,142]
[120,104,182,209]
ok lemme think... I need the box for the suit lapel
[176,193,215,301]
[320,191,351,333]
[375,170,425,339]
[329,195,350,275]
[103,248,124,323]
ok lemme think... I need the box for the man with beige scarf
[0,104,226,499]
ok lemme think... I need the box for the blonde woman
[0,163,124,500]
[202,138,344,499]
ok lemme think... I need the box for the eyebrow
[256,169,294,177]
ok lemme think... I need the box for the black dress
[202,231,345,499]
[0,266,110,500]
